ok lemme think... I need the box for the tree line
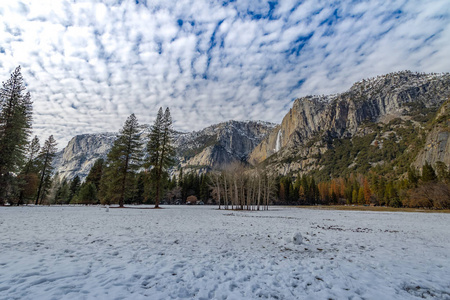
[0,67,58,205]
[275,161,450,209]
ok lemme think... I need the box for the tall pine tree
[69,175,81,202]
[85,158,104,191]
[18,135,40,205]
[147,107,175,208]
[35,135,57,205]
[0,66,33,204]
[100,114,142,207]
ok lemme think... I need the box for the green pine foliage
[16,135,41,205]
[435,161,450,182]
[146,107,175,208]
[77,182,98,205]
[199,174,208,201]
[85,159,104,191]
[69,175,81,202]
[35,135,57,205]
[0,66,33,204]
[311,114,430,183]
[147,108,163,169]
[275,174,319,205]
[99,114,143,207]
[54,179,71,205]
[134,172,146,204]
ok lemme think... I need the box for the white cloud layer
[1,0,450,146]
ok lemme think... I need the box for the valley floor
[298,205,450,214]
[0,206,449,299]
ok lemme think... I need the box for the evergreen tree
[135,172,146,204]
[39,174,53,204]
[421,162,437,183]
[279,181,286,203]
[69,175,81,202]
[407,166,419,188]
[35,135,57,205]
[357,187,364,205]
[147,108,163,168]
[200,174,209,201]
[85,158,104,190]
[434,161,449,182]
[78,182,97,204]
[100,114,142,207]
[0,66,33,204]
[23,136,41,174]
[309,177,318,205]
[352,189,358,204]
[288,181,295,204]
[167,176,177,191]
[299,175,309,204]
[54,179,70,205]
[18,135,40,205]
[147,107,175,208]
[385,182,400,207]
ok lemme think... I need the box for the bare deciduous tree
[211,163,276,210]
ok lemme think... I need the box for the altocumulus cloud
[1,0,450,146]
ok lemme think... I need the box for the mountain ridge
[53,71,450,181]
[53,120,276,180]
[249,71,450,178]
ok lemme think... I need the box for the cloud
[1,0,449,147]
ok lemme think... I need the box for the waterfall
[275,129,282,152]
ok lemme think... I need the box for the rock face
[53,133,117,180]
[176,120,275,170]
[414,100,450,169]
[249,71,450,174]
[53,120,275,180]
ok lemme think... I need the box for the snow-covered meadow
[1,206,449,299]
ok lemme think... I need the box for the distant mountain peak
[53,120,275,180]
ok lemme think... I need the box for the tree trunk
[35,154,49,205]
[234,178,238,210]
[155,173,160,208]
[119,138,132,208]
[216,176,221,209]
[224,175,228,210]
[257,175,261,211]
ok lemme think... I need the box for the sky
[1,0,450,147]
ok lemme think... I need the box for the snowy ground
[1,206,449,300]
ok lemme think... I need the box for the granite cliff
[175,120,275,171]
[249,71,450,176]
[413,99,450,169]
[52,133,117,180]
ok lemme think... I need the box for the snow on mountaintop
[295,71,450,105]
[174,120,275,157]
[348,71,450,95]
[1,206,449,299]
